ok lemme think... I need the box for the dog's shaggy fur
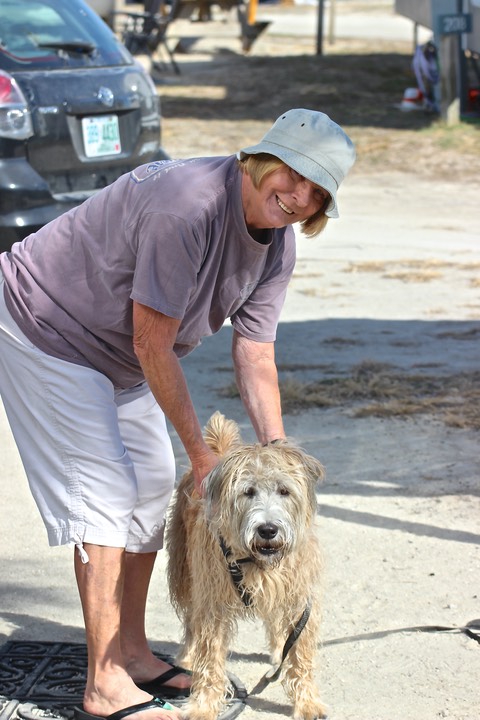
[165,412,326,720]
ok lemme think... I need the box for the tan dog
[165,412,326,720]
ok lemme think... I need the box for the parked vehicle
[0,0,167,251]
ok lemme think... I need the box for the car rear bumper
[0,200,90,253]
[0,157,85,251]
[0,148,169,253]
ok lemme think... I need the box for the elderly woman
[0,108,355,720]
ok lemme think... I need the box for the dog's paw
[293,699,328,720]
[183,695,224,720]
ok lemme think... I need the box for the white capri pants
[0,276,176,558]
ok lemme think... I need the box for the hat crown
[238,108,355,218]
[262,109,355,186]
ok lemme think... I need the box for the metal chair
[116,0,182,74]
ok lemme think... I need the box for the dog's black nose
[258,523,278,540]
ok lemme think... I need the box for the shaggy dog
[165,412,326,720]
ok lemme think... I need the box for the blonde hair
[238,153,329,238]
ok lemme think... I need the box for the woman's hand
[191,448,219,497]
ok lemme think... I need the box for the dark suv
[0,0,167,251]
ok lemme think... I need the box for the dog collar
[219,536,254,607]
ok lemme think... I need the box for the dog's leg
[175,608,195,670]
[183,613,231,720]
[264,615,285,670]
[280,606,327,720]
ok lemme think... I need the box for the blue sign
[439,13,472,34]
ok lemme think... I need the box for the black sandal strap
[108,698,172,720]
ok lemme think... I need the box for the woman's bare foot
[82,671,183,720]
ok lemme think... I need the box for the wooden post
[439,33,460,122]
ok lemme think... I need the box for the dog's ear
[281,446,325,519]
[202,446,247,521]
[301,452,325,487]
[203,458,228,520]
[278,443,325,488]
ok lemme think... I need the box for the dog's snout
[258,522,278,540]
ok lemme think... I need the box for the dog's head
[204,431,324,568]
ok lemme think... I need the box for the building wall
[394,0,431,28]
[395,0,480,53]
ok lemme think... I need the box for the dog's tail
[203,411,242,456]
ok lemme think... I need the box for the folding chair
[116,0,181,74]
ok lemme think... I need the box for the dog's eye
[278,487,290,497]
[244,486,256,498]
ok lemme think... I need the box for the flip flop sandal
[74,697,176,720]
[136,666,192,698]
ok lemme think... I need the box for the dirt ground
[1,4,480,720]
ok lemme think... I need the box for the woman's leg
[116,387,190,691]
[75,544,182,720]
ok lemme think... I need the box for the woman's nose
[292,178,314,207]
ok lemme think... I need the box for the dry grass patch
[220,360,480,429]
[344,261,388,273]
[292,271,323,279]
[383,270,443,282]
[342,258,480,284]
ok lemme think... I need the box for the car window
[0,0,131,70]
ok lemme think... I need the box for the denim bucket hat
[237,108,356,218]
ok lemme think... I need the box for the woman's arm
[133,300,218,493]
[231,330,286,444]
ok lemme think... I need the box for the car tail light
[0,70,34,140]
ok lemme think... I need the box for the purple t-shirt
[0,156,296,389]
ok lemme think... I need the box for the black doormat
[0,641,246,720]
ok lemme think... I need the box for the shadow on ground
[159,51,438,130]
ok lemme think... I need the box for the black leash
[412,620,480,644]
[323,619,480,647]
[219,536,312,695]
[270,601,312,681]
[249,600,312,694]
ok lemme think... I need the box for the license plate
[82,114,121,158]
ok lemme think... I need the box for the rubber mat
[0,641,246,720]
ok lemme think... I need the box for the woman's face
[242,165,329,230]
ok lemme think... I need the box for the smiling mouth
[277,196,294,215]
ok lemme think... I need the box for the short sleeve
[232,227,296,342]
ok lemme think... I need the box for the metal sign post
[316,0,324,55]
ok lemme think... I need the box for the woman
[0,108,355,720]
